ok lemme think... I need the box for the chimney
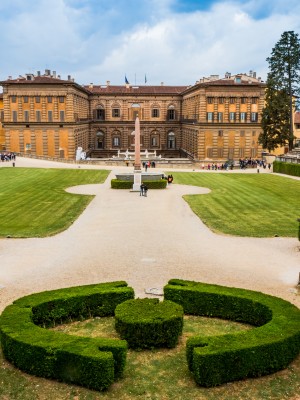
[8,76,12,80]
[45,69,50,76]
[52,71,56,78]
[249,70,253,77]
[68,75,71,81]
[89,83,93,89]
[106,80,110,86]
[161,82,164,86]
[225,72,231,79]
[258,77,261,82]
[253,71,257,78]
[37,71,41,76]
[57,75,61,79]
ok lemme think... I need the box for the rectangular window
[218,97,225,104]
[217,148,224,158]
[241,97,247,104]
[240,130,245,137]
[113,137,120,146]
[207,97,214,104]
[217,112,223,122]
[35,96,40,103]
[240,112,246,122]
[59,96,65,103]
[228,148,234,159]
[0,111,4,121]
[251,148,257,158]
[48,110,53,122]
[47,96,52,103]
[12,111,17,122]
[206,148,213,158]
[24,110,29,122]
[11,96,17,103]
[251,112,258,122]
[251,97,258,104]
[36,110,41,122]
[229,112,235,122]
[96,109,105,120]
[168,109,175,120]
[218,130,223,137]
[24,96,29,103]
[207,112,213,122]
[152,108,159,118]
[112,108,120,117]
[59,110,65,122]
[239,148,245,158]
[230,97,235,104]
[25,143,31,150]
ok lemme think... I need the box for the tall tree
[259,75,290,152]
[261,31,300,151]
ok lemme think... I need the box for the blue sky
[0,0,300,86]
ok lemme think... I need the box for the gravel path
[0,157,299,311]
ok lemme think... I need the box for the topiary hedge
[115,298,183,349]
[111,179,167,189]
[0,281,134,391]
[273,160,300,177]
[164,279,300,387]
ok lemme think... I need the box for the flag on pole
[145,74,147,84]
[125,75,129,84]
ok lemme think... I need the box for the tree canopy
[260,31,300,152]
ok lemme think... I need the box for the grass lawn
[0,167,109,238]
[169,172,300,237]
[0,315,299,400]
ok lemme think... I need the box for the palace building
[0,70,267,161]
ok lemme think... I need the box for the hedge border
[164,279,300,387]
[115,298,184,349]
[273,160,300,177]
[111,179,167,189]
[0,281,134,391]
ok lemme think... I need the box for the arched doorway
[96,131,104,149]
[167,132,176,149]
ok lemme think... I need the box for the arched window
[96,131,104,149]
[94,105,105,120]
[112,136,121,147]
[167,132,176,149]
[167,105,176,120]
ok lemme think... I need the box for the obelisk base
[132,170,142,191]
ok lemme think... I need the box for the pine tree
[259,75,290,152]
[260,31,300,151]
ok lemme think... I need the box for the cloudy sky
[0,0,299,86]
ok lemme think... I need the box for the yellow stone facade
[0,70,275,161]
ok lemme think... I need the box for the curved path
[0,158,299,312]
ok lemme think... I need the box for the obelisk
[132,116,142,191]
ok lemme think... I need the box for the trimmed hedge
[115,298,183,349]
[111,179,167,189]
[273,160,300,177]
[0,281,134,391]
[164,279,300,387]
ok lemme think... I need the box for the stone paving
[0,157,299,312]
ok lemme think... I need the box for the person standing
[144,184,148,197]
[140,183,145,196]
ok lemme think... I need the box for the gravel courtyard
[0,157,299,312]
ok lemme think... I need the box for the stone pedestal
[132,171,142,191]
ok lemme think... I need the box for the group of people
[200,158,272,171]
[140,183,148,197]
[143,161,156,171]
[1,152,16,162]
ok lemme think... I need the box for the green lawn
[170,173,300,237]
[0,168,109,237]
[0,316,299,400]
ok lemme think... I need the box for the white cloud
[1,0,300,85]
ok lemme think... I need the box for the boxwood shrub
[115,298,183,349]
[0,281,134,391]
[164,279,300,387]
[273,160,300,177]
[111,179,167,189]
